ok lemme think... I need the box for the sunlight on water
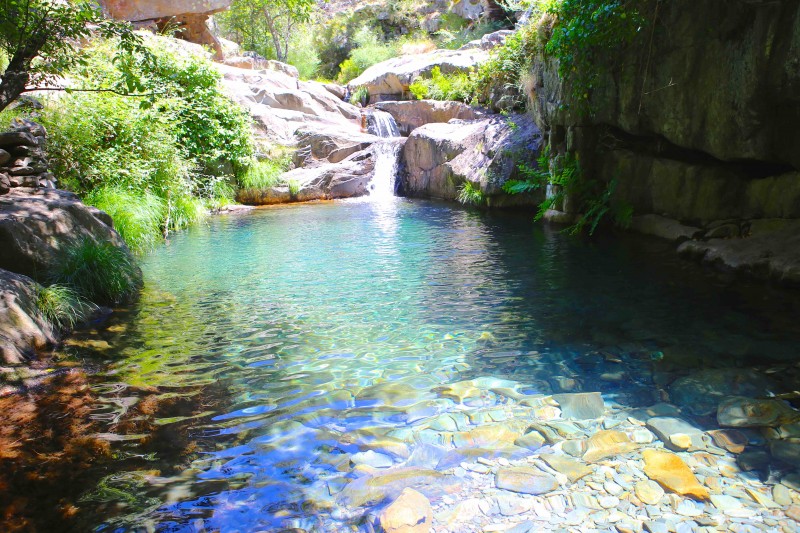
[65,200,800,532]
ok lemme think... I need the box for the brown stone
[707,429,748,454]
[642,449,710,501]
[582,430,638,463]
[378,488,432,533]
[541,453,593,483]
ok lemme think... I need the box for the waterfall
[367,110,401,138]
[369,140,403,201]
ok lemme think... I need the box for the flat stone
[541,453,593,483]
[583,430,638,463]
[0,131,37,147]
[495,466,558,495]
[745,487,780,509]
[787,505,800,522]
[717,396,799,427]
[379,488,433,533]
[646,417,705,451]
[561,439,587,457]
[642,449,710,501]
[635,480,665,505]
[552,392,606,420]
[643,520,669,533]
[707,429,748,453]
[773,483,793,506]
[351,450,394,468]
[514,430,546,452]
[675,500,703,517]
[710,494,743,512]
[452,423,521,448]
[605,480,624,496]
[599,495,620,509]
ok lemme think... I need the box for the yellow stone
[379,488,433,533]
[582,430,638,463]
[642,449,710,501]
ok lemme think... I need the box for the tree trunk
[0,55,33,113]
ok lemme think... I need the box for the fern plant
[457,181,485,206]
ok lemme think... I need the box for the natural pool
[42,198,800,531]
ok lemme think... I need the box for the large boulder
[400,113,542,206]
[0,269,56,364]
[0,188,133,281]
[219,63,362,145]
[348,49,489,102]
[375,100,484,136]
[293,129,380,167]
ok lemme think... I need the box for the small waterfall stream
[366,109,402,200]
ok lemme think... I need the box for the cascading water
[366,109,402,201]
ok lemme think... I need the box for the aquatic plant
[36,284,95,329]
[51,239,141,306]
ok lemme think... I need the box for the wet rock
[770,439,800,465]
[629,214,702,242]
[514,430,546,452]
[375,99,483,136]
[452,423,522,449]
[552,392,605,420]
[773,483,793,506]
[378,487,432,533]
[669,369,777,416]
[786,504,800,522]
[709,494,743,512]
[642,449,710,501]
[582,430,638,463]
[352,450,394,468]
[336,467,445,508]
[540,453,593,483]
[0,269,57,364]
[707,429,748,454]
[495,466,558,495]
[635,480,665,505]
[646,417,706,452]
[435,446,531,470]
[717,396,799,427]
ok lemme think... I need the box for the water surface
[63,198,799,531]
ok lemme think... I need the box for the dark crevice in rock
[595,125,796,179]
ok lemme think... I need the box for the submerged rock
[495,466,558,495]
[540,453,592,483]
[717,396,799,427]
[582,430,638,463]
[668,368,778,416]
[378,487,432,533]
[642,449,710,501]
[552,392,605,420]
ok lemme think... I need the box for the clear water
[65,198,799,531]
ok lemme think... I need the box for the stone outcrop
[348,48,489,102]
[0,120,56,193]
[99,0,232,59]
[527,0,800,284]
[375,99,484,136]
[0,270,56,364]
[400,113,542,206]
[219,63,362,145]
[0,188,128,280]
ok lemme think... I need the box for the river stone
[452,423,521,448]
[773,483,793,506]
[717,396,799,427]
[642,449,710,501]
[335,467,445,508]
[646,417,705,451]
[351,450,394,468]
[635,480,665,505]
[669,369,777,416]
[770,439,800,465]
[378,488,433,533]
[495,466,558,495]
[707,429,748,453]
[582,430,638,463]
[514,430,546,452]
[552,392,605,420]
[435,446,532,470]
[540,453,593,483]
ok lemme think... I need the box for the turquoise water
[70,198,799,531]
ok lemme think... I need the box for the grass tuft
[36,284,96,329]
[51,239,141,306]
[85,187,165,254]
[457,181,485,206]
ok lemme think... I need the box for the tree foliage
[0,0,147,112]
[216,0,314,63]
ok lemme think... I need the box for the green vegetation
[457,181,486,206]
[39,36,254,252]
[503,145,632,234]
[0,0,147,113]
[36,284,95,329]
[349,86,370,106]
[238,156,292,191]
[409,66,476,103]
[336,26,399,84]
[50,240,141,306]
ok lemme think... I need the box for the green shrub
[287,179,301,197]
[85,187,165,254]
[36,284,95,329]
[238,157,291,190]
[349,86,369,106]
[287,25,322,79]
[336,26,398,83]
[457,181,485,206]
[409,66,477,103]
[51,240,141,306]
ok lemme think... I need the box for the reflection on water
[55,199,799,531]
